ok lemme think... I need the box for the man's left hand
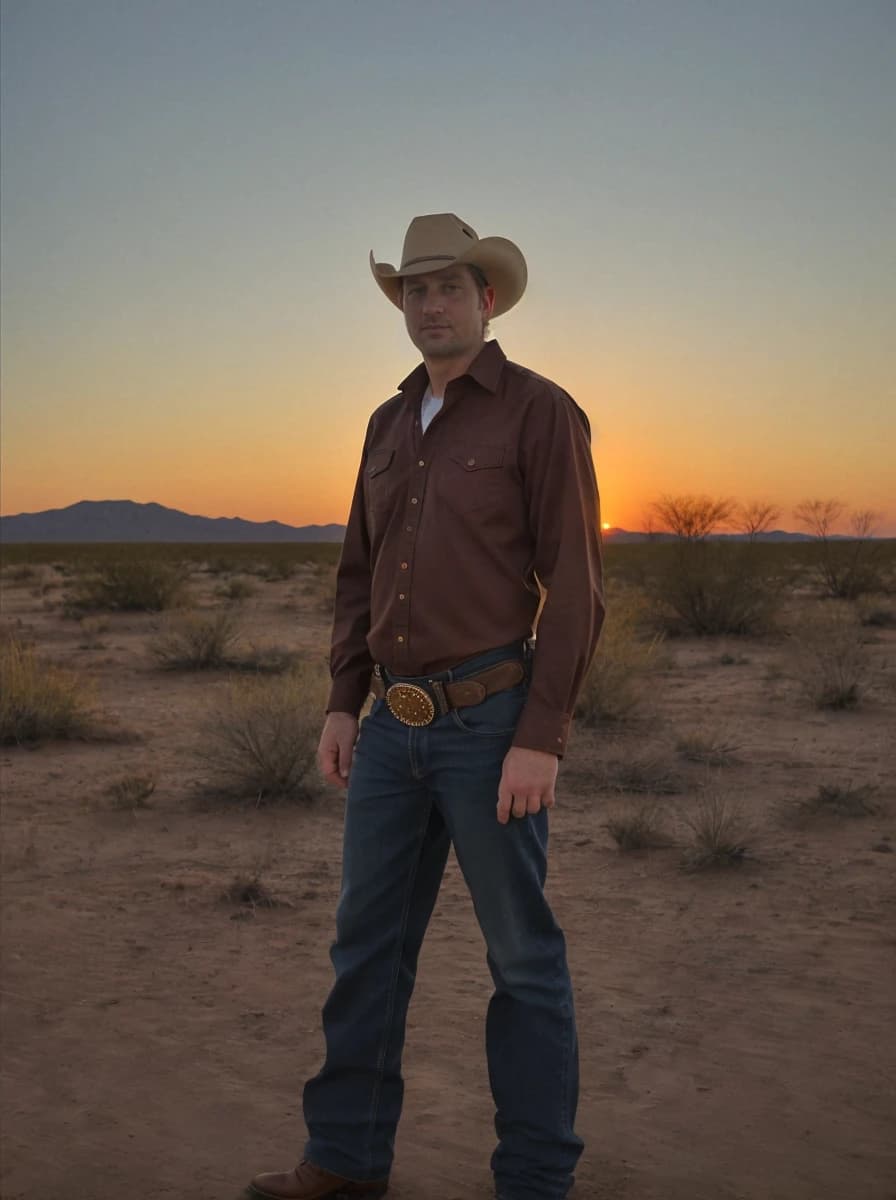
[497,746,559,825]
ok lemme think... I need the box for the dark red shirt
[327,339,605,755]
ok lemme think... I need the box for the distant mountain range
[0,499,854,544]
[0,500,345,543]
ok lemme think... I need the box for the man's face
[401,266,495,361]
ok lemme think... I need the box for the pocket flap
[448,445,505,471]
[366,448,395,478]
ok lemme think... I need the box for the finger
[318,745,345,789]
[496,777,513,825]
[543,790,556,809]
[526,793,542,815]
[337,736,354,781]
[511,792,528,819]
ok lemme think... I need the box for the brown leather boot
[246,1158,389,1199]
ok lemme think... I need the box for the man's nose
[422,291,444,314]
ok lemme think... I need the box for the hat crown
[400,213,480,270]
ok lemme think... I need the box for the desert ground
[1,545,895,1200]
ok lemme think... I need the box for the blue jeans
[303,644,583,1200]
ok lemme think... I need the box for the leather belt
[370,658,526,727]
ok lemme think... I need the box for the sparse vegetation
[215,576,257,601]
[220,874,283,909]
[604,805,670,850]
[787,604,872,709]
[149,610,243,669]
[195,661,328,802]
[575,594,664,723]
[597,749,682,795]
[104,772,156,810]
[0,638,94,744]
[789,782,881,822]
[680,794,751,871]
[676,729,742,766]
[794,499,886,599]
[66,558,191,613]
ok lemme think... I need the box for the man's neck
[423,342,485,399]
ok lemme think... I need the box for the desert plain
[1,541,895,1200]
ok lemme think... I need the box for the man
[248,213,604,1200]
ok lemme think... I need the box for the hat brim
[369,235,527,319]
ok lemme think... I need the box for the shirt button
[397,636,405,643]
[399,593,406,600]
[400,561,408,570]
[467,457,476,466]
[405,525,413,532]
[418,459,425,467]
[410,497,418,504]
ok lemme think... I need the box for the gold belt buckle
[385,682,436,727]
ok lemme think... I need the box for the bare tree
[649,494,736,541]
[794,499,884,598]
[736,500,782,544]
[793,498,846,539]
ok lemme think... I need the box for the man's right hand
[317,712,360,788]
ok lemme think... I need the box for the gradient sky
[2,0,894,534]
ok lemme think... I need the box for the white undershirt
[420,386,444,434]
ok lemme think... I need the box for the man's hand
[497,746,559,825]
[317,712,359,788]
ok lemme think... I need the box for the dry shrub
[680,793,751,871]
[104,772,156,809]
[216,577,256,602]
[196,661,327,802]
[67,558,191,613]
[856,596,896,629]
[575,594,664,724]
[0,638,94,744]
[150,610,243,669]
[785,782,881,823]
[676,729,742,766]
[787,604,872,709]
[597,748,682,795]
[220,874,284,909]
[652,541,781,636]
[604,805,671,850]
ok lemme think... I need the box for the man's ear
[482,284,496,319]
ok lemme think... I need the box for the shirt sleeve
[326,426,375,716]
[512,389,606,756]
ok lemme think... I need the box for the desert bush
[1,564,41,586]
[604,805,671,850]
[231,642,305,674]
[788,782,881,822]
[66,558,191,613]
[676,729,742,766]
[575,595,664,723]
[0,638,94,744]
[787,604,871,709]
[150,610,243,669]
[856,596,896,629]
[216,577,256,602]
[104,772,156,809]
[680,794,751,871]
[196,661,327,802]
[220,874,285,909]
[650,540,781,636]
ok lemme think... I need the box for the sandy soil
[2,565,895,1200]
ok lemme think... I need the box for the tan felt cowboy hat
[370,213,528,318]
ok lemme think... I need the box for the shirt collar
[397,339,507,399]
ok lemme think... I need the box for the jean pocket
[449,685,527,737]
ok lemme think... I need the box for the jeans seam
[362,795,433,1172]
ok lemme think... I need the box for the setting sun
[601,522,611,530]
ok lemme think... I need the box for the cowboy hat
[369,213,527,318]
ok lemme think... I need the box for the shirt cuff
[326,671,372,718]
[512,702,571,757]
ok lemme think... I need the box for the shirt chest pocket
[439,444,509,514]
[364,448,396,517]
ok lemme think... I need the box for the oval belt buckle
[385,683,436,727]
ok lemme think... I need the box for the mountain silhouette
[0,500,346,543]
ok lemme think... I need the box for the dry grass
[215,577,257,602]
[104,772,157,810]
[0,638,95,745]
[783,781,882,823]
[787,603,872,709]
[575,593,665,724]
[676,729,743,766]
[680,794,751,871]
[597,749,682,795]
[604,805,671,851]
[220,874,286,910]
[195,661,328,803]
[149,610,244,669]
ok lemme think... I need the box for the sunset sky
[2,0,894,534]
